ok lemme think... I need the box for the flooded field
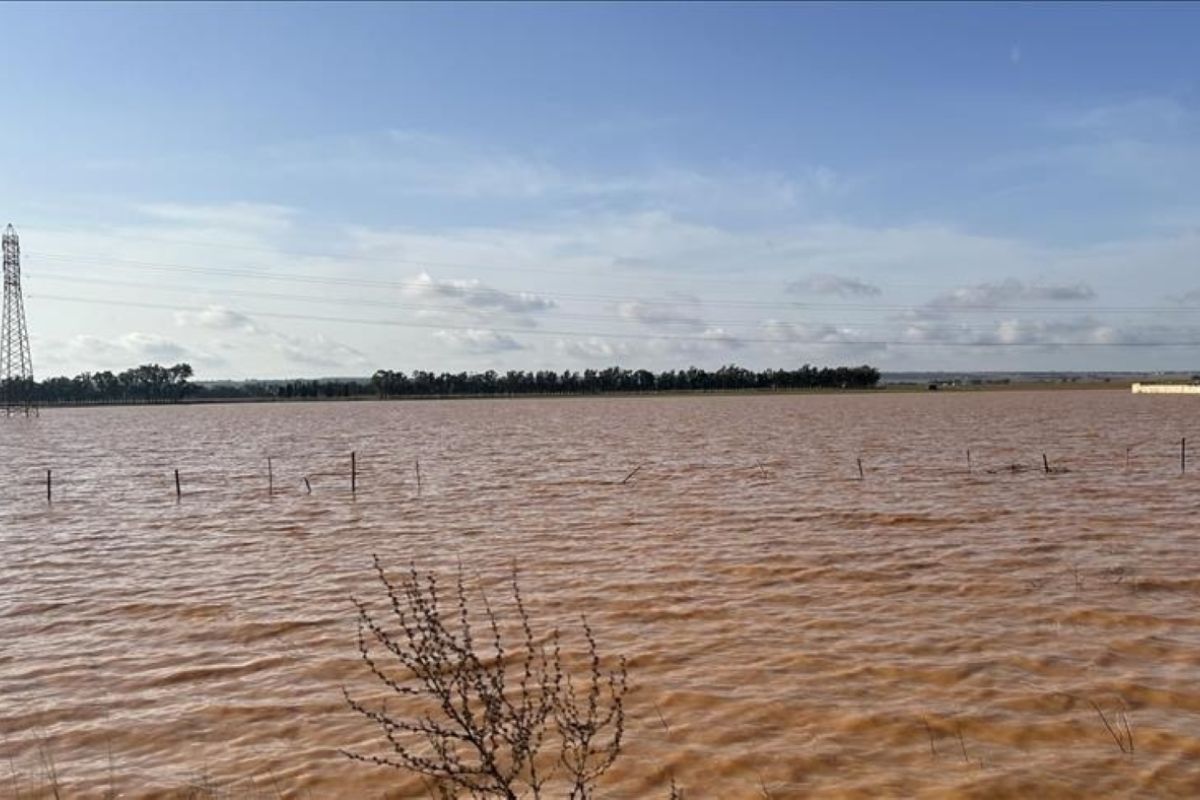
[2,390,1200,798]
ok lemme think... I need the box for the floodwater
[2,390,1200,798]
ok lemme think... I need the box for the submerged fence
[9,435,1197,508]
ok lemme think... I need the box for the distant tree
[34,362,195,403]
[168,363,194,398]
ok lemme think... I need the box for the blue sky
[2,2,1199,378]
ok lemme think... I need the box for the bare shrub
[343,556,628,799]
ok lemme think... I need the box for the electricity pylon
[2,223,35,415]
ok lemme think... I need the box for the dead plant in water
[1089,699,1134,754]
[343,556,628,799]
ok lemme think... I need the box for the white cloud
[174,304,367,370]
[617,299,706,331]
[1172,288,1200,306]
[763,319,862,344]
[60,334,130,364]
[927,279,1095,309]
[433,328,525,354]
[555,337,640,362]
[266,129,841,214]
[135,202,297,234]
[758,319,888,362]
[978,96,1200,193]
[893,314,1197,349]
[551,326,742,367]
[406,272,556,315]
[272,332,369,368]
[119,332,190,361]
[1053,97,1189,137]
[174,306,262,334]
[786,274,881,298]
[53,332,211,369]
[697,327,743,349]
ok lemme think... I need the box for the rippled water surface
[3,390,1200,798]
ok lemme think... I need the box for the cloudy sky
[3,3,1200,378]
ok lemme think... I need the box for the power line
[29,293,1200,348]
[24,223,1105,293]
[31,271,1189,331]
[26,225,617,281]
[24,250,1200,314]
[24,224,1180,303]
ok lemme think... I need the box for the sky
[2,2,1200,379]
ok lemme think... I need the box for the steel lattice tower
[2,223,35,415]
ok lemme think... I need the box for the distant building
[1131,383,1200,395]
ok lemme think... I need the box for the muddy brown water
[2,390,1200,798]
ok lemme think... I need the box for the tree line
[369,364,880,397]
[6,364,195,404]
[17,362,880,404]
